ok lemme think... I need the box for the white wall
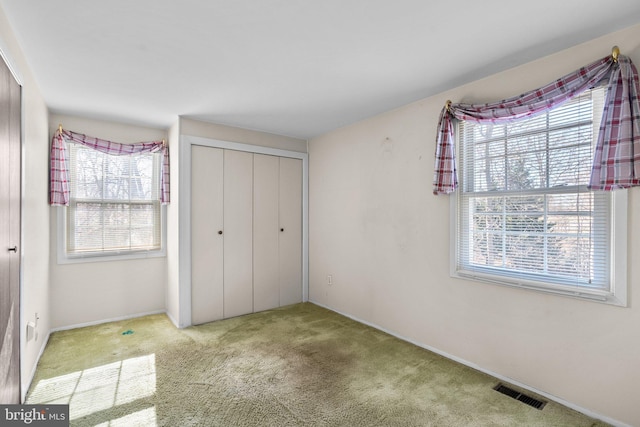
[0,4,50,401]
[180,117,308,153]
[165,119,180,326]
[48,114,167,329]
[308,23,640,427]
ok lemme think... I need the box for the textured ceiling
[2,0,640,139]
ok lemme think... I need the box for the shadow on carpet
[27,303,609,426]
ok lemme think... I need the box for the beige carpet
[27,303,608,426]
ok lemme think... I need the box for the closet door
[279,157,303,306]
[190,146,303,325]
[0,54,21,404]
[253,154,280,312]
[223,150,254,318]
[191,146,224,325]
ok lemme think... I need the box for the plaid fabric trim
[433,54,640,195]
[589,56,640,190]
[433,108,457,195]
[451,56,611,124]
[49,131,70,205]
[49,129,170,205]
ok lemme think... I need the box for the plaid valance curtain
[49,129,170,205]
[433,53,640,194]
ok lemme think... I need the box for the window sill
[57,248,166,265]
[452,269,627,307]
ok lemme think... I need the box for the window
[454,86,627,305]
[61,143,164,261]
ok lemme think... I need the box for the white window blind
[456,86,612,291]
[67,143,162,255]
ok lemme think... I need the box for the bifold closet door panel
[279,157,303,306]
[253,154,280,312]
[0,54,21,404]
[223,149,254,318]
[191,146,224,325]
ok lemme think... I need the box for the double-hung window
[62,142,164,261]
[454,86,627,305]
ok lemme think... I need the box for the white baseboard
[309,300,629,427]
[50,310,167,333]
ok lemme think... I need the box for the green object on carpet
[121,329,134,335]
[26,303,609,426]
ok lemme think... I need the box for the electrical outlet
[327,275,333,286]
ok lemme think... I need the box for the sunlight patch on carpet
[28,354,156,421]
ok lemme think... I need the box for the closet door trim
[179,135,308,327]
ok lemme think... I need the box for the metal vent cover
[493,383,547,410]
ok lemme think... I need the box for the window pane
[547,236,594,282]
[504,195,544,213]
[472,157,506,191]
[131,204,160,248]
[548,94,593,128]
[504,234,545,273]
[506,113,547,136]
[74,149,104,199]
[548,144,592,187]
[104,156,131,200]
[472,231,504,267]
[71,202,104,251]
[67,143,162,255]
[457,86,610,290]
[506,151,546,190]
[103,203,131,249]
[132,156,154,199]
[471,123,505,142]
[547,193,593,213]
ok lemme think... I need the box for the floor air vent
[493,383,546,410]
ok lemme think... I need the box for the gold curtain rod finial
[445,100,452,112]
[612,46,620,63]
[58,124,63,133]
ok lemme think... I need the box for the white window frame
[57,146,166,264]
[450,94,627,306]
